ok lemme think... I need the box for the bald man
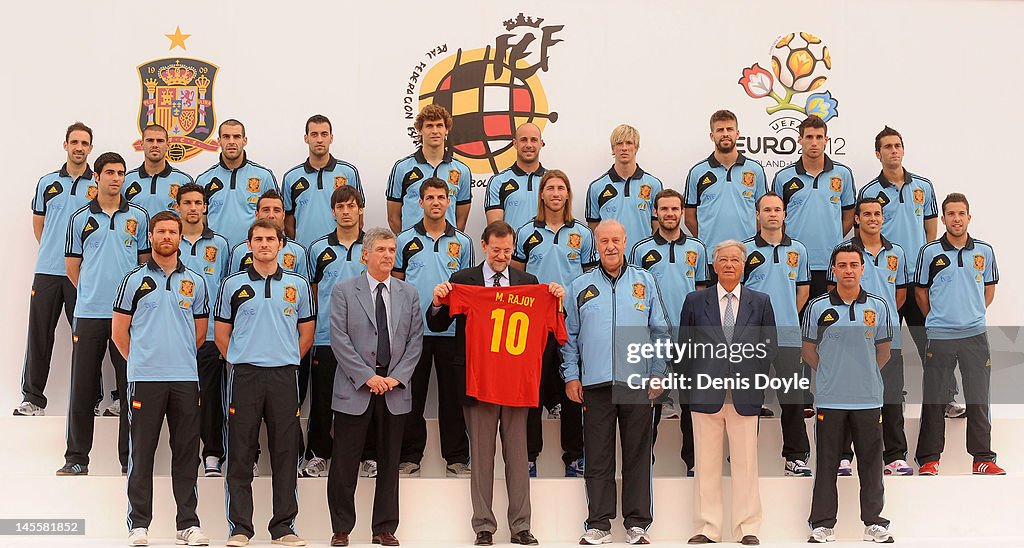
[485,123,548,231]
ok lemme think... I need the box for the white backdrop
[3,0,1023,412]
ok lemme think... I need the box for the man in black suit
[427,221,564,547]
[679,239,777,546]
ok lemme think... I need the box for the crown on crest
[504,13,543,30]
[158,60,197,86]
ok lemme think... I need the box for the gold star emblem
[165,26,191,50]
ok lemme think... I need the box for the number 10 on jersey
[490,308,529,356]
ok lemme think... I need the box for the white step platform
[1,415,1021,544]
[4,414,1022,477]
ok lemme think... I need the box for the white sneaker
[580,528,613,544]
[302,456,328,477]
[128,527,149,546]
[203,456,222,477]
[625,526,650,544]
[838,459,853,476]
[252,462,260,477]
[176,525,210,545]
[883,459,913,476]
[785,459,812,476]
[945,402,967,418]
[546,403,562,419]
[863,524,894,543]
[104,399,121,416]
[661,402,680,419]
[446,461,472,477]
[359,459,378,478]
[808,526,835,543]
[398,461,421,477]
[13,401,44,416]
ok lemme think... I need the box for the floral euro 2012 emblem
[738,32,839,122]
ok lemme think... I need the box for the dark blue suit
[677,285,777,417]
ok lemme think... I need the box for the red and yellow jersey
[442,283,568,407]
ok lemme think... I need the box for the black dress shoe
[330,532,349,547]
[759,406,775,417]
[740,535,760,546]
[687,534,716,544]
[475,531,493,546]
[511,530,539,545]
[372,531,400,546]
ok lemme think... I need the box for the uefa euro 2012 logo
[402,13,562,177]
[739,32,839,122]
[736,32,845,159]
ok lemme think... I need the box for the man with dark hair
[684,110,768,248]
[281,114,364,248]
[216,218,315,548]
[196,119,278,247]
[16,122,97,416]
[112,211,211,547]
[828,198,912,476]
[856,127,953,414]
[485,123,547,231]
[914,193,1004,476]
[57,152,151,476]
[176,182,232,477]
[629,188,708,476]
[772,116,856,298]
[302,185,367,479]
[387,105,472,233]
[802,243,893,544]
[429,220,565,546]
[512,169,593,477]
[393,177,474,477]
[742,192,813,476]
[123,124,194,215]
[229,190,309,277]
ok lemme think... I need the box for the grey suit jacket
[330,274,423,415]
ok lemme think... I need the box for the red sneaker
[918,461,940,476]
[973,461,1006,475]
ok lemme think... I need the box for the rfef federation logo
[403,13,563,176]
[133,29,219,162]
[736,32,846,163]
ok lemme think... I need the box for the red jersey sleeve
[548,294,568,345]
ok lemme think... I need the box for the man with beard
[196,120,278,247]
[512,169,594,478]
[16,122,97,417]
[216,219,315,547]
[684,110,768,249]
[629,188,708,477]
[123,124,194,215]
[113,211,211,547]
[485,123,547,231]
[58,152,151,476]
[281,114,364,247]
[393,177,475,477]
[772,116,856,298]
[303,186,368,479]
[914,193,1005,476]
[176,183,232,477]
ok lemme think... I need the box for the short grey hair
[363,226,396,251]
[594,219,627,240]
[712,239,747,261]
